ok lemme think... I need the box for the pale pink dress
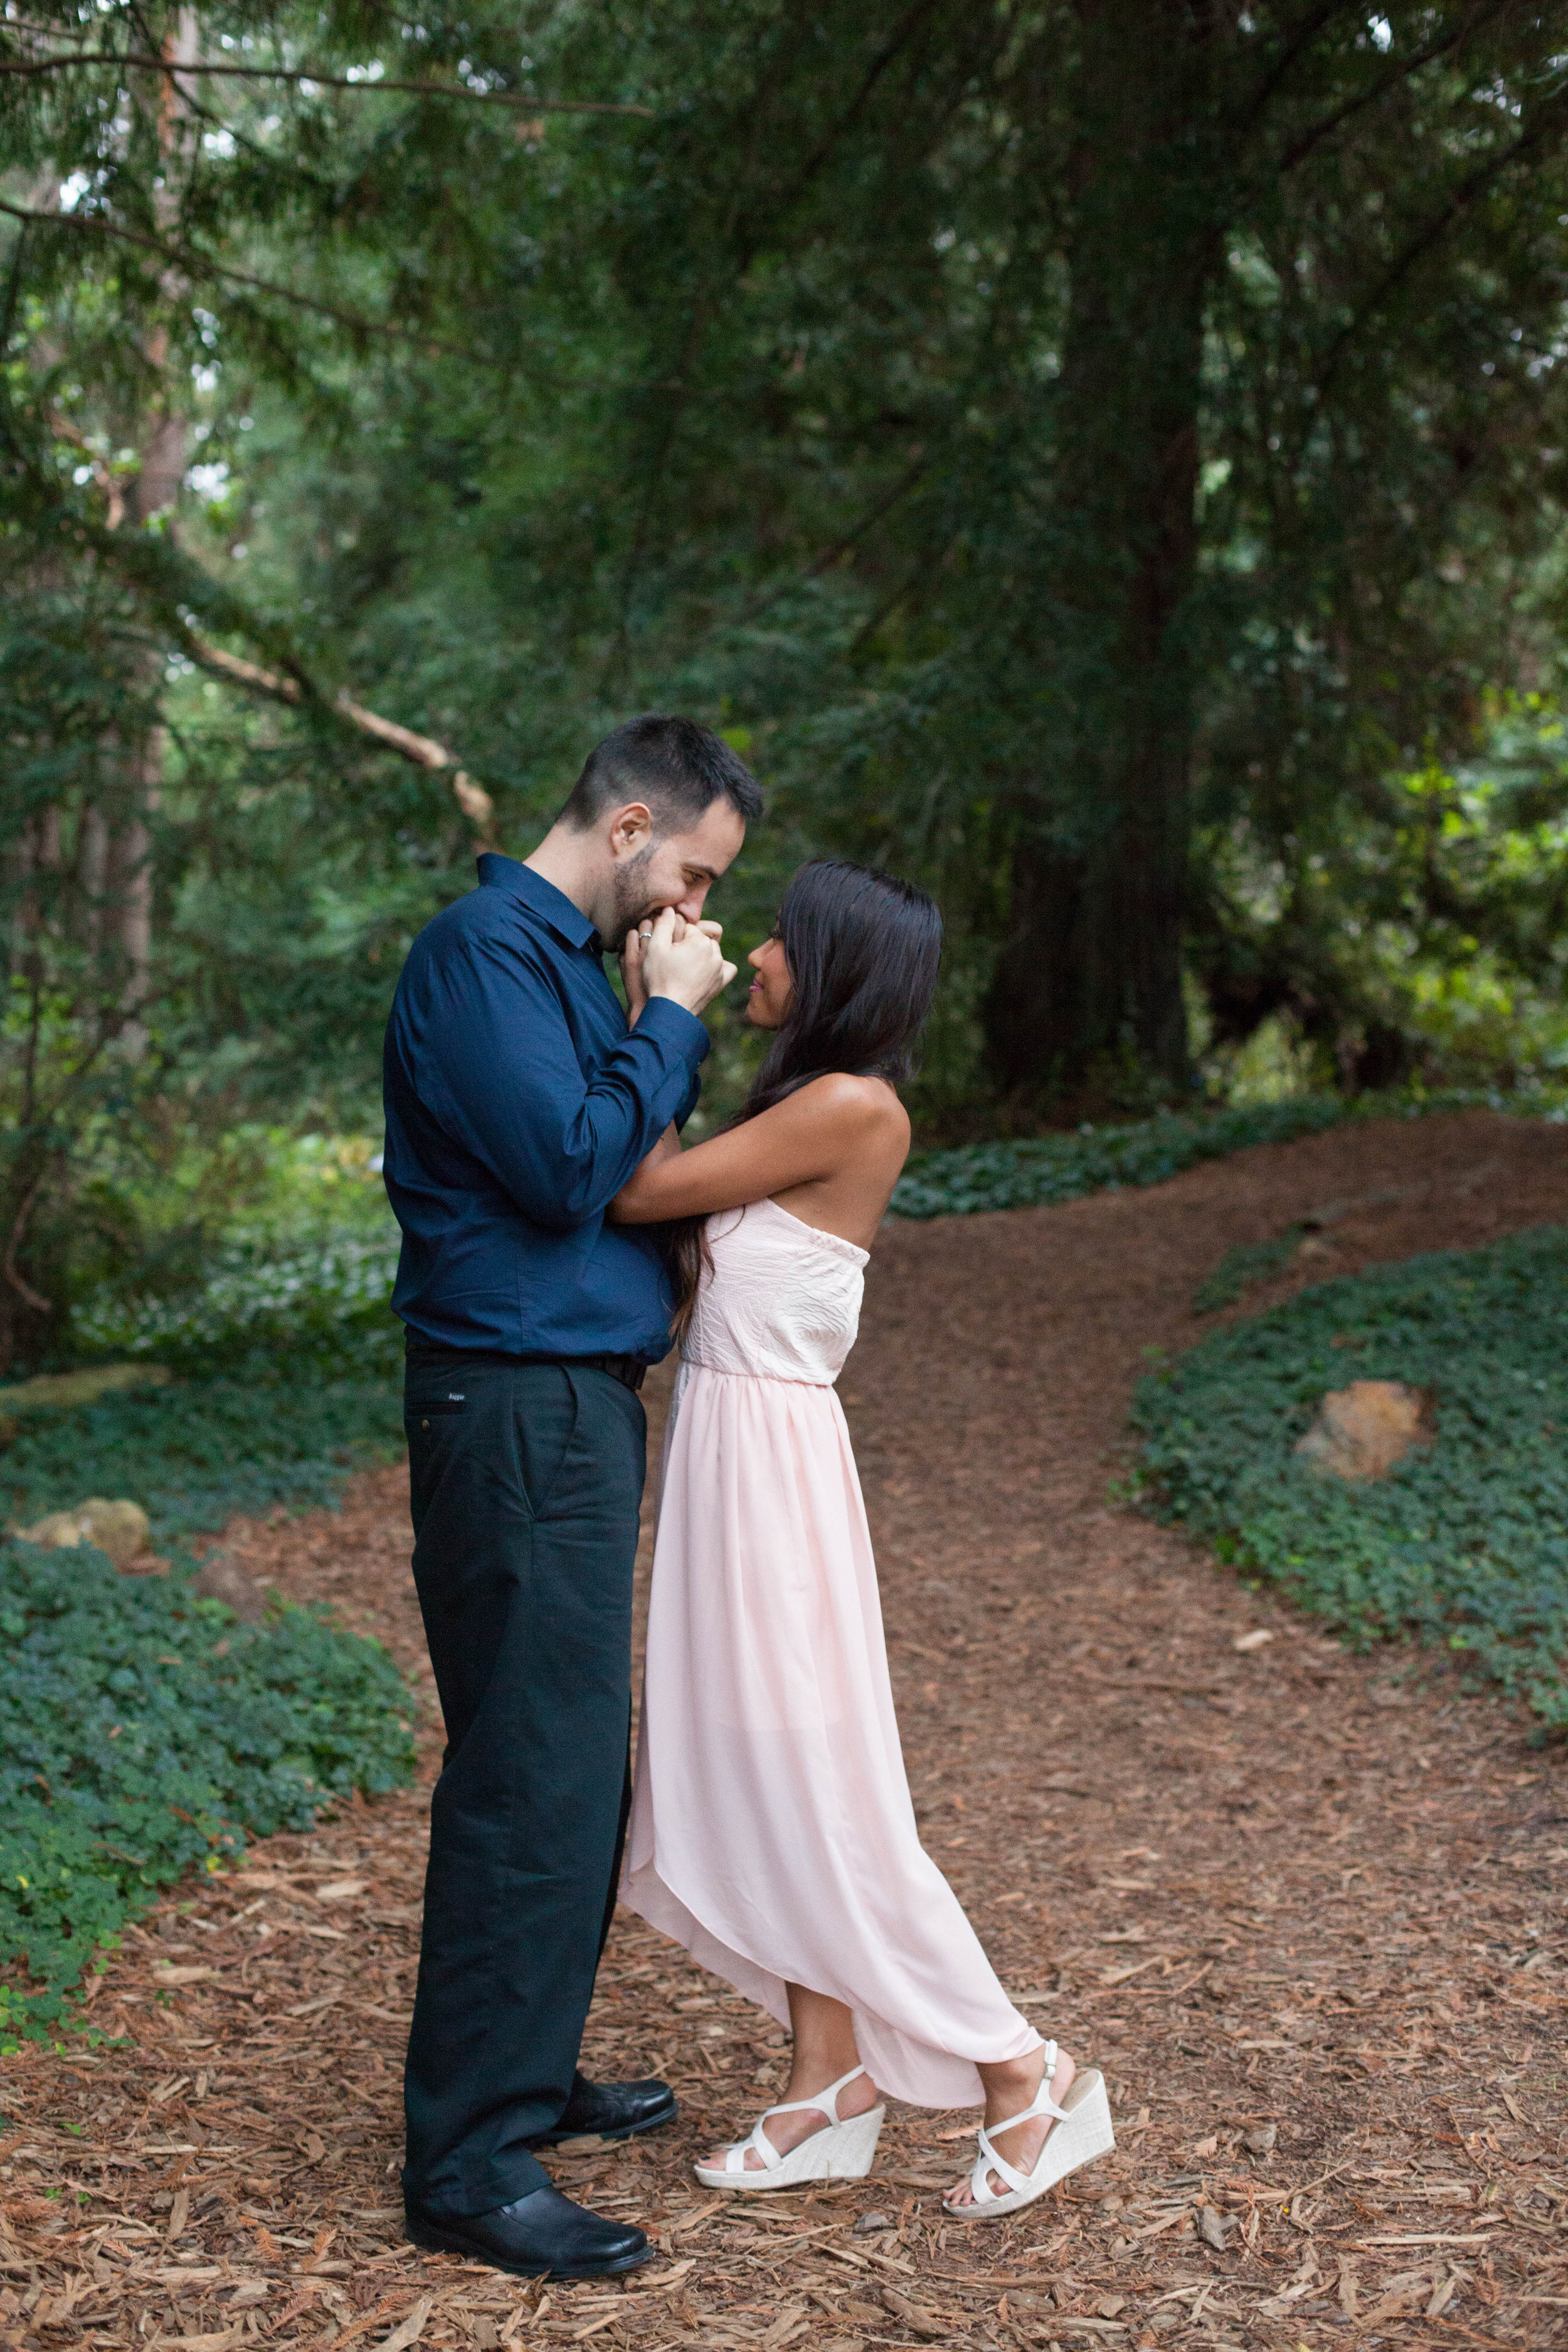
[622,1196,1042,2108]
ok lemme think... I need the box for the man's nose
[674,884,710,921]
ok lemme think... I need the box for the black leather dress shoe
[531,2070,678,2147]
[404,2184,650,2280]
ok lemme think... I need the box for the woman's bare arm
[609,1075,902,1224]
[638,1121,682,1169]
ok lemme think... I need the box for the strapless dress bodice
[681,1197,867,1385]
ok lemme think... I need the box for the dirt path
[3,1111,1566,2352]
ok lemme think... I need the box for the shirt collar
[476,853,599,952]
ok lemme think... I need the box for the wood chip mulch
[2,1109,1565,2352]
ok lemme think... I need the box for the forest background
[8,0,1568,1375]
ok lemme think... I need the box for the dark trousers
[400,1346,647,2216]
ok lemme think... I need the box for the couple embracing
[381,717,1112,2282]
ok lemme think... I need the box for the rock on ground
[1294,1379,1434,1481]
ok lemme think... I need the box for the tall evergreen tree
[6,0,1568,1375]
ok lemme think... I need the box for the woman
[609,861,1112,2220]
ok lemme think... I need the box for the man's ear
[607,802,654,860]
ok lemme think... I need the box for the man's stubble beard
[609,845,665,940]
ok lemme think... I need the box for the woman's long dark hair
[666,860,942,1335]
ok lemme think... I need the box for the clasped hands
[620,906,736,1020]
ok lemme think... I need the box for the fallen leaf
[1233,1629,1275,1651]
[379,2296,434,2352]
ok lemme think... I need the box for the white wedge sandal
[946,2042,1115,2221]
[694,2063,886,2192]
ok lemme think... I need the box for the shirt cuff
[636,995,712,1069]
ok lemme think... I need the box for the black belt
[573,1353,647,1393]
[405,1337,646,1394]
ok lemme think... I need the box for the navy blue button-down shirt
[383,854,710,1362]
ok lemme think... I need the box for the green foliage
[0,1362,403,1542]
[1130,1229,1568,1733]
[890,1096,1353,1219]
[8,3,1568,1344]
[0,1539,414,2041]
[891,1088,1568,1219]
[72,1226,403,1377]
[0,1141,411,2039]
[1192,1226,1305,1316]
[58,1128,394,1337]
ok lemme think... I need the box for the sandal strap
[761,2064,869,2127]
[722,2065,869,2174]
[965,2044,1066,2206]
[983,2042,1065,2139]
[971,2127,1027,2202]
[725,2117,783,2173]
[986,2090,1070,2140]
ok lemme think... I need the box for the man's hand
[638,908,736,1017]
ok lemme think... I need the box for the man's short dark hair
[559,714,764,834]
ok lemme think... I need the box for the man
[383,714,761,2280]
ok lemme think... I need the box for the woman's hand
[619,921,654,1022]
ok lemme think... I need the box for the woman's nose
[748,944,765,970]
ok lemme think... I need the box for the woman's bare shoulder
[787,1071,909,1134]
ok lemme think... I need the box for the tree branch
[16,404,490,838]
[3,1172,51,1317]
[0,44,650,112]
[729,450,933,632]
[187,636,496,839]
[1312,87,1568,401]
[1271,3,1519,175]
[0,198,501,363]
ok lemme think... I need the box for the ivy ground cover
[888,1088,1568,1220]
[1131,1225,1568,1730]
[0,1354,411,2043]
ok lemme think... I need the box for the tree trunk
[109,13,198,1060]
[982,1,1216,1108]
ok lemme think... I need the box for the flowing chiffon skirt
[623,1335,1040,2109]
